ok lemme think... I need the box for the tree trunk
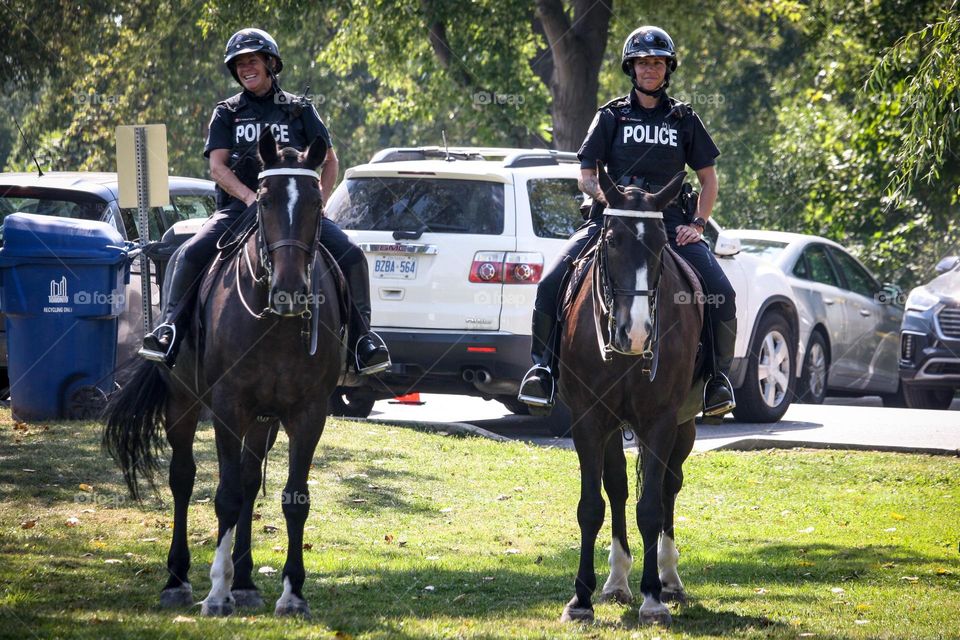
[535,0,612,151]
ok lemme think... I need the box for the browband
[603,208,663,219]
[258,168,321,180]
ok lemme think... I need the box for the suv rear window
[0,195,106,222]
[527,178,583,239]
[327,177,504,235]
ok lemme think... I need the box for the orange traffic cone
[389,392,425,405]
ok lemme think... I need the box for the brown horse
[103,130,344,617]
[559,168,704,626]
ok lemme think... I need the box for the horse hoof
[639,607,672,627]
[598,588,633,605]
[660,588,687,604]
[232,589,265,609]
[159,584,193,608]
[201,598,235,617]
[560,599,595,623]
[275,598,311,618]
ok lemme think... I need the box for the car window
[527,178,583,239]
[0,194,109,242]
[828,246,878,298]
[170,194,216,222]
[327,177,505,235]
[737,238,788,262]
[119,207,166,242]
[797,244,840,287]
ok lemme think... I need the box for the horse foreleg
[230,421,278,609]
[274,414,324,617]
[160,393,199,608]
[635,417,678,627]
[598,432,633,605]
[561,424,607,623]
[201,410,250,616]
[659,418,696,604]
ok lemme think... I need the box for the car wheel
[499,396,531,416]
[902,382,955,410]
[328,387,376,418]
[880,381,908,408]
[797,332,828,404]
[733,311,795,423]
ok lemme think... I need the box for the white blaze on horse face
[658,533,684,593]
[601,537,633,600]
[625,219,654,352]
[202,526,235,612]
[286,178,298,228]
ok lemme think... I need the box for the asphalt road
[360,393,960,455]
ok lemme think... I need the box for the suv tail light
[469,251,543,284]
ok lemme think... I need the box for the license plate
[373,255,418,279]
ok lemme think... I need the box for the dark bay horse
[559,169,704,626]
[103,130,344,617]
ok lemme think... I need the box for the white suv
[325,147,800,424]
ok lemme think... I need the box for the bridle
[594,207,664,380]
[235,166,326,354]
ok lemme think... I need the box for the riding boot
[703,317,737,417]
[138,254,202,366]
[518,309,560,412]
[343,258,391,375]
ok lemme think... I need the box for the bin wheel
[68,385,108,421]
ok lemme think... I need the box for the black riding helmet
[224,28,283,84]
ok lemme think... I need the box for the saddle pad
[663,245,704,317]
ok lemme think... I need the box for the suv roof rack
[369,146,581,167]
[502,150,579,168]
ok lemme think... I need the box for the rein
[593,208,664,380]
[234,166,325,355]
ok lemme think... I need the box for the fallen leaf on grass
[890,512,906,521]
[900,576,919,582]
[535,555,543,565]
[830,587,845,594]
[384,534,394,544]
[854,620,869,625]
[935,567,953,575]
[78,484,93,493]
[258,566,277,575]
[453,594,467,603]
[423,585,435,592]
[138,537,158,543]
[65,517,80,527]
[303,543,313,551]
[496,494,511,501]
[351,498,367,504]
[172,615,195,623]
[504,548,520,555]
[334,631,353,640]
[20,518,38,529]
[797,526,815,534]
[754,588,768,594]
[262,525,279,534]
[104,559,123,564]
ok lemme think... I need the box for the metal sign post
[116,124,169,335]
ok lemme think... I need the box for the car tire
[733,311,795,423]
[328,387,376,418]
[880,381,908,408]
[902,382,955,410]
[797,331,828,404]
[499,396,531,416]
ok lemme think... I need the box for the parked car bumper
[899,308,960,386]
[366,328,532,399]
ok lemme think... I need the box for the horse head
[598,166,685,355]
[256,129,328,316]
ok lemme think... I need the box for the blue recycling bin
[0,213,130,421]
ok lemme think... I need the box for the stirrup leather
[354,331,391,375]
[702,372,736,417]
[518,365,555,407]
[138,323,177,363]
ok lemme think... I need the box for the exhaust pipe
[475,369,492,384]
[462,369,476,383]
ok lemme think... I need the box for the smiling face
[632,56,668,93]
[233,52,274,96]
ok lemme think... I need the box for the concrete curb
[713,437,960,457]
[349,417,512,442]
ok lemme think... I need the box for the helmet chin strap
[632,72,670,98]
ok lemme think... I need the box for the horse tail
[101,359,169,501]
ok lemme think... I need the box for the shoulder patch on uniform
[599,95,631,111]
[218,92,246,112]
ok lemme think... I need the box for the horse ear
[597,164,623,207]
[304,135,328,172]
[648,171,686,211]
[258,128,279,168]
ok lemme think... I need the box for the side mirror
[713,232,741,257]
[935,255,959,274]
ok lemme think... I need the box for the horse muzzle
[269,285,310,317]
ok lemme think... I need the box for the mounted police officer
[140,28,390,375]
[518,25,737,417]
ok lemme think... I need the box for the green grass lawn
[0,408,957,639]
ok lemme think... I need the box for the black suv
[0,172,216,393]
[899,255,960,409]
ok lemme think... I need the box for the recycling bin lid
[0,212,126,261]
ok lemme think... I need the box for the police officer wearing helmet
[140,28,390,375]
[518,25,737,417]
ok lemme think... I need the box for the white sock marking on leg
[658,534,683,592]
